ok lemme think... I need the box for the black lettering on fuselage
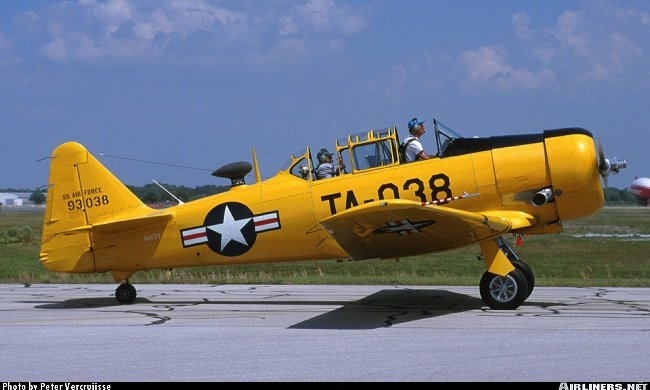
[403,178,426,202]
[430,173,452,200]
[321,193,342,215]
[320,173,453,216]
[345,190,359,209]
[378,183,399,200]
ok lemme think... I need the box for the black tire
[479,268,529,310]
[511,260,535,299]
[115,283,137,304]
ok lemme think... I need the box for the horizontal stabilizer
[45,211,174,238]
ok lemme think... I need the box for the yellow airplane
[39,118,626,309]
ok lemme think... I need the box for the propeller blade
[596,138,627,189]
[597,139,608,173]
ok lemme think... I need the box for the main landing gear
[115,281,137,304]
[479,237,535,310]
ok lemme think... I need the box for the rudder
[40,142,150,273]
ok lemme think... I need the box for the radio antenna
[152,179,185,205]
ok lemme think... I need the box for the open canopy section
[280,118,467,180]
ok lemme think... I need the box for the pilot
[402,117,432,162]
[315,148,345,179]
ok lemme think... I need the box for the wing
[320,199,514,260]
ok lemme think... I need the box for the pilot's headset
[317,148,331,164]
[408,117,425,132]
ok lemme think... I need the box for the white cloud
[462,46,513,83]
[551,10,591,56]
[460,46,554,92]
[82,0,133,25]
[455,2,650,96]
[298,0,334,31]
[509,3,650,87]
[21,0,366,64]
[41,36,68,62]
[512,12,533,42]
[278,0,368,37]
[625,9,650,26]
[33,0,252,62]
[168,0,247,35]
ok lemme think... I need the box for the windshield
[434,119,464,157]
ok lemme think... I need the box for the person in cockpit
[401,117,432,162]
[315,148,345,179]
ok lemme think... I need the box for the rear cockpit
[282,127,401,180]
[281,118,468,180]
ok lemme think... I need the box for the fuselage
[94,128,602,272]
[40,128,604,280]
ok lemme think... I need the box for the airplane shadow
[289,289,485,329]
[32,297,153,309]
[30,288,558,329]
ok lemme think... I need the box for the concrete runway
[1,284,649,382]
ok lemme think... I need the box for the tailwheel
[479,268,529,310]
[115,283,137,304]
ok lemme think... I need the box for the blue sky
[1,0,648,190]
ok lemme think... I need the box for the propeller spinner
[597,139,627,188]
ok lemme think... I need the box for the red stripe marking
[255,217,278,227]
[184,232,207,240]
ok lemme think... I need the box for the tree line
[126,183,230,205]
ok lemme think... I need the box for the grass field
[1,207,649,286]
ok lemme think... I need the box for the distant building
[0,193,23,206]
[0,192,46,208]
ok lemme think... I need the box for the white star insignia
[207,205,252,251]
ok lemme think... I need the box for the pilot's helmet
[408,117,426,131]
[317,148,333,163]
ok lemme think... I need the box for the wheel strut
[495,236,535,298]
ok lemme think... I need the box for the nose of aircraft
[543,129,606,221]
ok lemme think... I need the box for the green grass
[1,207,649,286]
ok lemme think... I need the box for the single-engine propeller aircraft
[40,118,627,309]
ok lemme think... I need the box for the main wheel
[479,268,529,310]
[115,283,137,304]
[511,260,535,299]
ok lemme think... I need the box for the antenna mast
[152,179,185,205]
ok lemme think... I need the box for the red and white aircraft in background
[630,177,650,206]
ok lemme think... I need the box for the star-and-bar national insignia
[373,219,434,235]
[180,202,281,257]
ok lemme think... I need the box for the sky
[1,0,649,190]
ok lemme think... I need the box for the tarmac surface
[1,284,649,382]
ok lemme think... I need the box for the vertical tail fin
[40,142,150,272]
